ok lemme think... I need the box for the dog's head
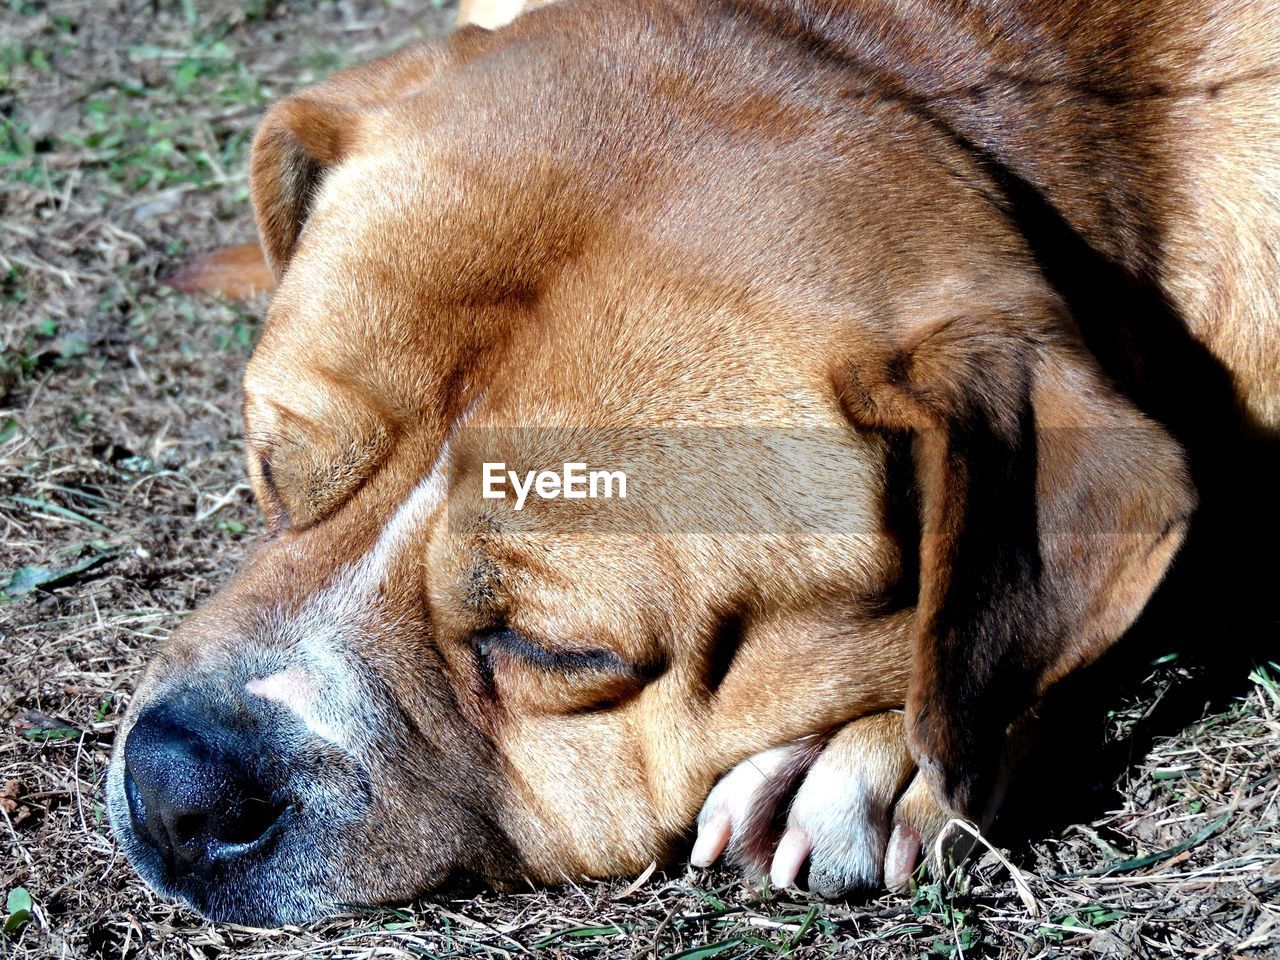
[108,5,1194,923]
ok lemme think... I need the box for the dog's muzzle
[106,673,379,924]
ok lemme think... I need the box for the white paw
[692,713,947,897]
[778,737,905,895]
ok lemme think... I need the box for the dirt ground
[1,1,1278,957]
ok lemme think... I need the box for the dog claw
[770,826,811,889]
[884,821,921,892]
[691,810,732,867]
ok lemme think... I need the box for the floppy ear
[250,42,450,278]
[251,97,357,276]
[842,308,1195,820]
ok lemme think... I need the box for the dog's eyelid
[255,452,292,533]
[472,627,636,677]
[259,454,277,491]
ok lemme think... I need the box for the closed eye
[257,453,291,534]
[472,628,639,677]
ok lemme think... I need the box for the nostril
[215,796,286,848]
[171,813,206,846]
[123,768,162,851]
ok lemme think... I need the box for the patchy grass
[1,1,1278,957]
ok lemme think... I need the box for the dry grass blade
[937,818,1041,917]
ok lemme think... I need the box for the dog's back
[735,0,1280,432]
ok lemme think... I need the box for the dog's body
[113,0,1277,923]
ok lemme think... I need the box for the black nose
[123,702,285,872]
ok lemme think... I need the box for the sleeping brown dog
[107,0,1278,924]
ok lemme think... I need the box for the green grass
[2,3,288,204]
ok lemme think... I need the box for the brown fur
[128,0,1278,917]
[165,243,273,299]
[732,735,831,875]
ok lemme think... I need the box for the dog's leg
[692,712,950,895]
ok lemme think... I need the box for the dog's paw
[692,712,951,896]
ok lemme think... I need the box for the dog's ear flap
[844,310,1195,819]
[249,43,449,277]
[250,96,356,276]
